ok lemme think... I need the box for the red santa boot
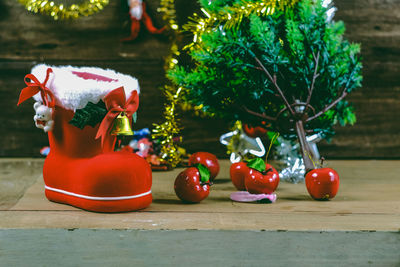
[18,64,152,213]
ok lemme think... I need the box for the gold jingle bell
[110,112,133,136]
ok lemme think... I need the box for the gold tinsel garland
[184,0,299,49]
[18,0,109,20]
[152,0,183,168]
[152,86,184,167]
[153,0,213,167]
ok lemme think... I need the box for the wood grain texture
[1,159,400,231]
[0,0,399,158]
[1,230,399,266]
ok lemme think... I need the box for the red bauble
[188,152,220,181]
[230,162,248,191]
[305,168,339,200]
[243,124,268,138]
[174,167,210,203]
[245,164,280,194]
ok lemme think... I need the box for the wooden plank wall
[0,0,399,158]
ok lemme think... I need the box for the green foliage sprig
[69,100,107,129]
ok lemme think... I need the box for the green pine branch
[69,100,107,129]
[168,0,363,139]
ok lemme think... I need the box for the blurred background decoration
[1,0,400,161]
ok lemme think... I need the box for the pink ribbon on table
[230,191,277,203]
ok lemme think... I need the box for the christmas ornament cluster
[17,0,361,213]
[18,63,341,212]
[169,0,362,180]
[173,151,339,204]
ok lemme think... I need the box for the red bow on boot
[96,87,139,147]
[17,68,55,108]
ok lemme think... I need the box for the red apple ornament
[189,152,220,181]
[244,158,280,195]
[230,162,248,191]
[174,164,211,203]
[305,168,339,200]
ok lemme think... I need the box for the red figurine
[122,0,166,42]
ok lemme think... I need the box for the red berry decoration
[174,164,211,203]
[188,152,220,181]
[229,162,248,191]
[305,168,339,200]
[244,158,280,195]
[243,124,268,138]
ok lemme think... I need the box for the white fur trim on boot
[31,64,140,111]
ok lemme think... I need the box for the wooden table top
[0,159,399,231]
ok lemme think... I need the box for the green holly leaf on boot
[69,100,108,129]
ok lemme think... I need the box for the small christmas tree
[169,0,362,172]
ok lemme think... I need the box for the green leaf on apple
[246,158,266,173]
[195,164,211,183]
